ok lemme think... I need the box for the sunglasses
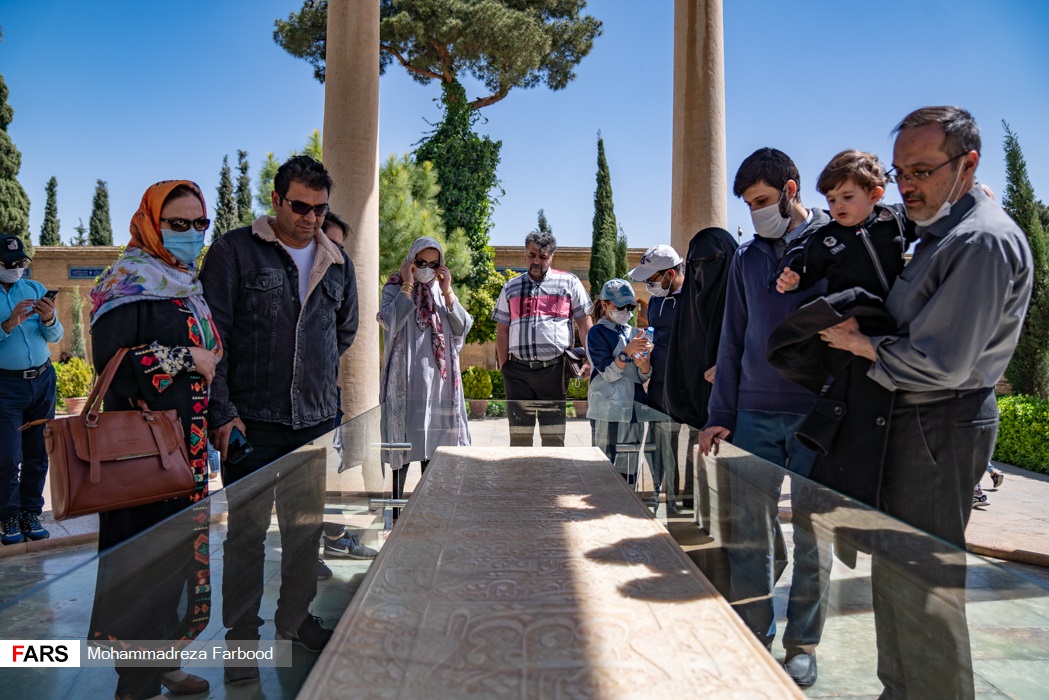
[415,259,440,270]
[279,195,329,217]
[2,258,30,270]
[612,303,637,312]
[160,217,210,233]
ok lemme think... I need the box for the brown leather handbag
[42,348,195,520]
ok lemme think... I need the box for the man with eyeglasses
[819,106,1033,699]
[628,245,685,511]
[200,155,359,675]
[0,234,62,546]
[494,230,593,447]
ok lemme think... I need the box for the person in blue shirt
[586,279,653,484]
[0,234,63,545]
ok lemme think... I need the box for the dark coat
[767,288,898,506]
[662,227,738,427]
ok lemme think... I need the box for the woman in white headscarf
[378,236,472,505]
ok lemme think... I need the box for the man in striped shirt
[494,231,593,446]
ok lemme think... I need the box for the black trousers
[501,359,567,447]
[221,418,331,640]
[872,388,996,700]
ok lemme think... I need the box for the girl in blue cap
[586,279,653,484]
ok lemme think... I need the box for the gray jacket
[201,217,359,430]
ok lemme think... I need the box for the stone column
[671,0,727,257]
[324,0,380,420]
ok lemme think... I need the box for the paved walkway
[3,417,1048,572]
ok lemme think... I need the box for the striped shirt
[493,269,592,361]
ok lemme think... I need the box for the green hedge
[488,369,505,399]
[995,394,1049,475]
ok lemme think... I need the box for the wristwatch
[616,351,631,363]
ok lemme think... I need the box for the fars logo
[0,640,80,667]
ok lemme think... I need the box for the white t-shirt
[280,238,317,303]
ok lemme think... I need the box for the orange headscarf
[129,180,208,269]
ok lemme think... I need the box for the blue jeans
[0,367,56,518]
[727,410,831,654]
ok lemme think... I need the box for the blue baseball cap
[599,278,636,306]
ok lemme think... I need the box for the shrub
[462,366,493,400]
[485,400,507,418]
[489,369,505,399]
[567,377,589,400]
[55,357,94,398]
[994,394,1049,475]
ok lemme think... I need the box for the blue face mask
[161,230,205,266]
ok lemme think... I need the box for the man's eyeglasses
[888,152,967,184]
[415,259,440,270]
[2,258,30,270]
[279,195,329,217]
[160,217,210,233]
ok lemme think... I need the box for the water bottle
[640,326,654,358]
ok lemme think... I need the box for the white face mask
[414,267,437,284]
[751,193,791,240]
[609,308,632,325]
[0,267,24,284]
[646,272,670,298]
[912,162,967,228]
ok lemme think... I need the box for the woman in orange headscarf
[87,181,220,699]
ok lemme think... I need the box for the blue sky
[3,0,1048,250]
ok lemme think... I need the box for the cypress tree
[1002,121,1049,398]
[236,149,254,226]
[88,180,113,245]
[70,218,88,246]
[0,73,32,255]
[213,155,238,241]
[589,133,618,294]
[537,208,552,234]
[40,176,62,246]
[69,286,86,359]
[415,82,501,291]
[616,226,628,280]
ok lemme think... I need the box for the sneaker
[19,512,49,541]
[1,516,24,545]
[317,558,333,581]
[324,531,378,560]
[991,469,1005,488]
[973,487,988,506]
[277,614,332,653]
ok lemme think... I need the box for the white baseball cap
[629,244,683,281]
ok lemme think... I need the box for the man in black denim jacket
[200,156,358,673]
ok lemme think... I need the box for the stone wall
[24,246,123,362]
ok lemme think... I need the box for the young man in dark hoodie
[698,148,833,688]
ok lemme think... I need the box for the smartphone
[43,290,59,301]
[227,426,254,465]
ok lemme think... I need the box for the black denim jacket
[200,219,359,430]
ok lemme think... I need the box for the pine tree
[0,73,33,255]
[88,180,113,245]
[213,155,238,241]
[537,208,552,234]
[39,176,62,246]
[236,150,254,226]
[589,133,618,294]
[1002,121,1049,398]
[70,218,88,246]
[69,286,86,360]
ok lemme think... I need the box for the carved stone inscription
[300,447,801,699]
